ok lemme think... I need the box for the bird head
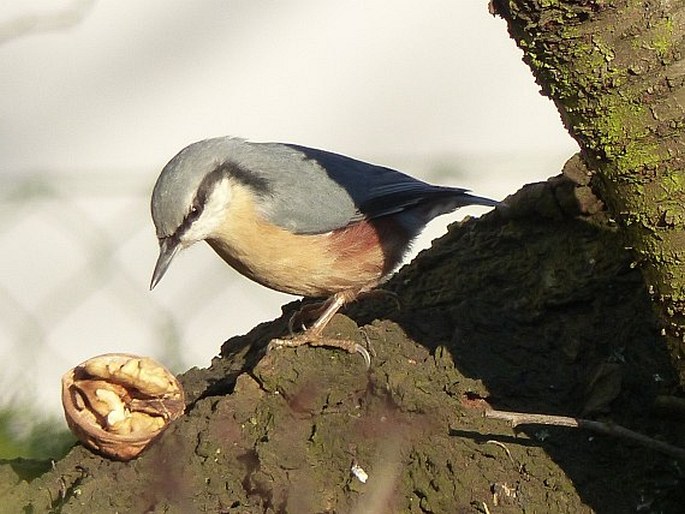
[149,139,237,290]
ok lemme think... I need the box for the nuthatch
[150,137,497,360]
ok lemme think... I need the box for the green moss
[596,101,647,144]
[561,24,581,39]
[592,99,654,168]
[615,141,663,174]
[664,170,685,190]
[518,10,670,178]
[648,17,675,59]
[629,16,674,59]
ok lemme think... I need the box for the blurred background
[0,0,577,457]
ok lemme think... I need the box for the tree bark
[2,171,683,513]
[492,0,685,384]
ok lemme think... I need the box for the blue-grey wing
[245,141,495,235]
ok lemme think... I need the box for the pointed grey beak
[150,237,181,290]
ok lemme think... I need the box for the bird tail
[454,191,499,208]
[423,188,499,219]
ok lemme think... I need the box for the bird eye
[187,204,202,222]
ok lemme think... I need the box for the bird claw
[354,343,372,369]
[268,333,371,369]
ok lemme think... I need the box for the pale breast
[206,184,394,297]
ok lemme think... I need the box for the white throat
[180,178,232,247]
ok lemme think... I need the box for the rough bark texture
[492,0,685,383]
[2,167,683,513]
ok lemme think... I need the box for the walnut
[61,353,185,460]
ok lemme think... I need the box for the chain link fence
[0,170,290,419]
[0,154,555,422]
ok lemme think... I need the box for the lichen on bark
[493,0,685,383]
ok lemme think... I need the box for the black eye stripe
[220,161,270,193]
[174,202,203,238]
[187,203,202,221]
[174,160,271,239]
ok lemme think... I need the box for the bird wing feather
[249,143,493,235]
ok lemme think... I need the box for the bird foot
[268,333,371,369]
[288,301,329,334]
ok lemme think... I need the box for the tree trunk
[492,0,685,384]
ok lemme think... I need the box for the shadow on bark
[2,158,683,513]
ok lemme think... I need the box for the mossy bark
[492,0,685,383]
[2,171,682,513]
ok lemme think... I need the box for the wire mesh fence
[0,170,289,419]
[0,154,556,421]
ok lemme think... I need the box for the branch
[485,409,685,461]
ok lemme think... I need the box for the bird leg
[269,290,371,367]
[288,288,400,334]
[287,300,331,335]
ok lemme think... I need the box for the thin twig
[485,408,685,461]
[484,440,516,467]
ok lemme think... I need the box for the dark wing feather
[282,144,496,226]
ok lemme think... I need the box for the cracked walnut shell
[61,353,185,460]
